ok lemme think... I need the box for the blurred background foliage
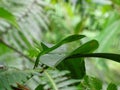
[43,0,120,85]
[0,0,120,89]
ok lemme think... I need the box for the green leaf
[57,58,85,79]
[0,69,34,90]
[40,70,79,90]
[0,7,20,30]
[71,40,99,54]
[74,18,86,34]
[107,83,117,90]
[66,53,120,63]
[41,42,49,51]
[39,39,98,68]
[56,40,99,79]
[78,75,102,90]
[112,0,120,5]
[51,34,85,51]
[35,84,44,90]
[42,34,85,54]
[34,35,85,68]
[97,19,120,52]
[95,14,120,72]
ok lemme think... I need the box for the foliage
[0,68,35,90]
[0,0,120,90]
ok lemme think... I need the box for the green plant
[0,0,120,90]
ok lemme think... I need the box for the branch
[0,39,34,63]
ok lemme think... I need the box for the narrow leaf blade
[50,34,85,51]
[41,42,49,51]
[71,40,99,54]
[0,7,19,30]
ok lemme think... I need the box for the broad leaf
[56,40,99,79]
[34,35,85,68]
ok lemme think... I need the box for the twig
[0,39,34,63]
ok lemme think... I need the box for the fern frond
[0,0,49,53]
[0,68,35,90]
[0,0,51,68]
[36,69,80,90]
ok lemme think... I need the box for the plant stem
[0,39,34,63]
[44,70,58,90]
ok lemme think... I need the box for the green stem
[44,70,58,90]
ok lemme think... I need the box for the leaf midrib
[44,70,58,90]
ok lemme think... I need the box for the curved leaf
[34,35,85,68]
[66,53,120,63]
[48,34,85,52]
[71,40,99,54]
[56,40,99,79]
[57,34,85,45]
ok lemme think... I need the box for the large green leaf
[56,40,99,79]
[38,39,97,68]
[34,35,85,68]
[0,7,19,30]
